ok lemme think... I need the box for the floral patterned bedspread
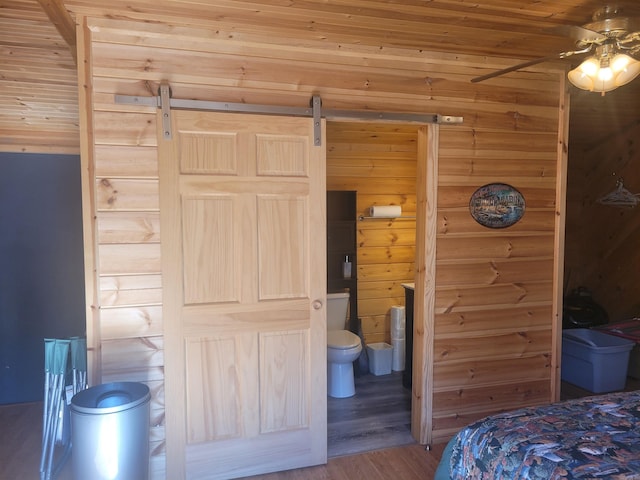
[448,390,640,479]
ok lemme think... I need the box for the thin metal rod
[358,215,416,221]
[323,109,460,124]
[170,98,315,117]
[114,93,463,125]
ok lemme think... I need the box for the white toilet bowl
[326,292,362,398]
[327,330,362,398]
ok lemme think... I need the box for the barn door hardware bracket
[114,81,463,144]
[311,95,322,146]
[437,115,464,124]
[115,81,322,143]
[159,82,172,140]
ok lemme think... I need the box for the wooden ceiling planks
[2,0,640,153]
[64,0,585,58]
[0,0,78,153]
[60,0,640,153]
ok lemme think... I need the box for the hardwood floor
[243,443,446,480]
[328,371,414,458]
[0,401,74,480]
[0,371,428,480]
[245,371,443,479]
[2,375,638,480]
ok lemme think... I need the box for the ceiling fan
[472,6,640,93]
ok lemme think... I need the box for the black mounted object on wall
[563,287,609,329]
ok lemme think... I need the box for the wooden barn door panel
[159,111,327,479]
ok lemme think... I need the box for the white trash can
[70,382,150,480]
[367,342,393,375]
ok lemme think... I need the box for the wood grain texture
[0,0,78,153]
[36,0,77,60]
[77,14,101,388]
[160,111,327,478]
[3,1,638,477]
[75,11,565,475]
[4,0,640,161]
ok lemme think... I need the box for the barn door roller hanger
[115,81,463,145]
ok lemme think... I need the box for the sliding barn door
[159,110,327,479]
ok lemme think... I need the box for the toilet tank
[326,292,350,330]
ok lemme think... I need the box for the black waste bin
[563,287,608,329]
[70,382,150,480]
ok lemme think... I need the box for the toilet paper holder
[358,205,415,221]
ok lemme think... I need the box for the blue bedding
[438,390,640,479]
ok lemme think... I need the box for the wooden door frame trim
[552,78,570,402]
[413,125,437,446]
[326,120,438,447]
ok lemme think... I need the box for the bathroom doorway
[325,120,434,455]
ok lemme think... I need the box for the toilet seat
[327,330,360,349]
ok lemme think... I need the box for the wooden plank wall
[77,14,566,476]
[430,94,564,439]
[92,115,167,468]
[565,123,640,322]
[424,99,563,440]
[327,122,417,345]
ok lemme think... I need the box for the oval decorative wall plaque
[469,183,525,228]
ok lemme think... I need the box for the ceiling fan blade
[545,24,607,43]
[471,47,593,84]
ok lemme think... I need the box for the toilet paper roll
[390,306,406,334]
[391,329,405,341]
[392,338,405,371]
[369,205,402,218]
[391,305,405,320]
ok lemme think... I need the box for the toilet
[326,292,362,398]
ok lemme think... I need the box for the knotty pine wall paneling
[77,14,567,475]
[77,16,166,475]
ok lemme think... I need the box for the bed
[435,390,640,479]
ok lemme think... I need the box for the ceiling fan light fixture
[472,6,640,90]
[611,53,632,71]
[598,65,614,82]
[568,51,640,93]
[612,53,640,87]
[568,57,599,90]
[582,57,601,76]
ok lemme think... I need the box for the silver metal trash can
[70,382,150,480]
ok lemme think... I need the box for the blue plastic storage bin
[562,329,634,393]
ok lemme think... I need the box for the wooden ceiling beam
[37,0,77,63]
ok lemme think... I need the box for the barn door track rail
[115,81,463,145]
